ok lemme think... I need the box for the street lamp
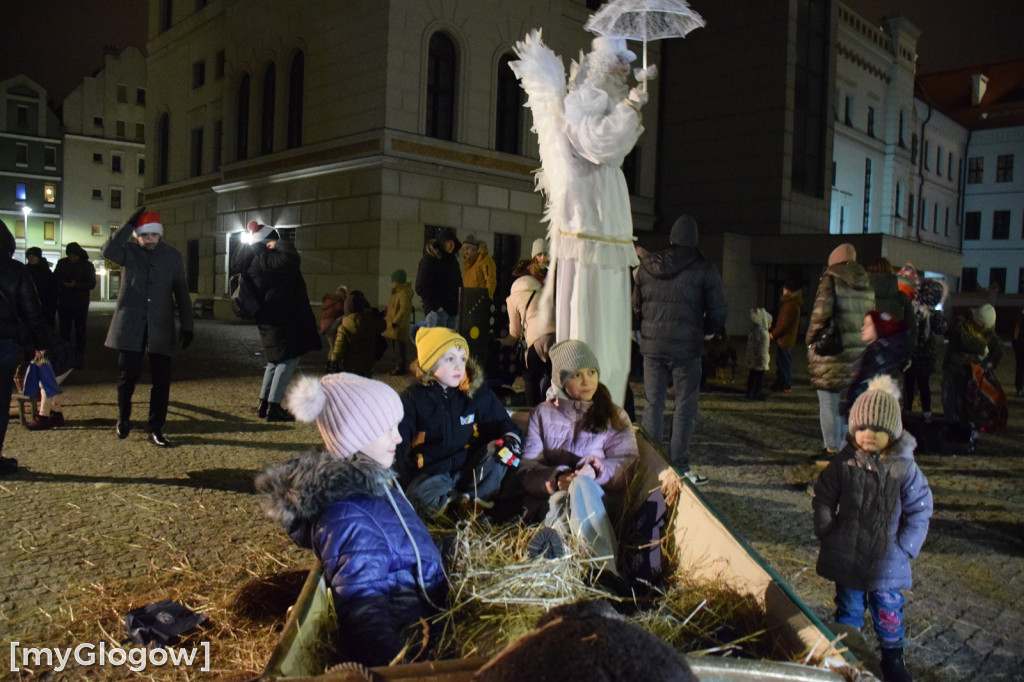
[21,206,31,239]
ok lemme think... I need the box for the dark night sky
[1,1,1021,105]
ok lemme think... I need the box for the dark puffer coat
[806,262,875,391]
[256,452,447,667]
[813,432,932,592]
[397,356,518,484]
[907,279,948,377]
[415,236,462,317]
[0,223,48,348]
[632,245,727,360]
[232,240,321,363]
[943,312,1003,378]
[838,332,911,417]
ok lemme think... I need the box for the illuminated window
[15,220,25,239]
[44,184,56,205]
[92,224,104,236]
[16,183,27,202]
[44,221,55,241]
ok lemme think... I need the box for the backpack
[230,271,262,319]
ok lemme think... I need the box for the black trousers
[58,304,89,355]
[117,350,173,432]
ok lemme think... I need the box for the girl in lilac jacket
[519,340,638,578]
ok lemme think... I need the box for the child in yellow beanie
[397,327,521,518]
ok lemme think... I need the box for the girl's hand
[555,469,575,491]
[575,456,602,480]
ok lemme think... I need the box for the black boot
[255,398,269,419]
[879,647,912,682]
[266,402,294,422]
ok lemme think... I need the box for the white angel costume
[511,31,645,405]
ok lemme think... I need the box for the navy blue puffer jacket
[256,452,447,667]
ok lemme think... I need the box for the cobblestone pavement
[1,308,1022,681]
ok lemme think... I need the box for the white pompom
[866,374,901,401]
[284,375,326,424]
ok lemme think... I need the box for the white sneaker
[682,470,709,486]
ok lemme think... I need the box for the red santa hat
[246,219,279,242]
[134,211,163,236]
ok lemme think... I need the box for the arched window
[236,74,250,161]
[287,52,305,149]
[426,32,457,141]
[156,113,170,185]
[495,54,522,154]
[261,63,276,155]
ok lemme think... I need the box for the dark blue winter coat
[839,331,911,417]
[813,432,932,592]
[256,451,447,667]
[397,356,518,483]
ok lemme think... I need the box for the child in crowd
[255,373,447,667]
[813,375,932,682]
[397,327,521,519]
[381,270,414,375]
[518,340,639,580]
[769,281,802,393]
[745,308,772,400]
[904,278,948,422]
[328,290,383,377]
[319,286,347,349]
[942,303,1003,452]
[839,311,910,419]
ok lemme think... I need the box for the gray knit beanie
[848,375,903,441]
[669,215,699,247]
[549,340,600,399]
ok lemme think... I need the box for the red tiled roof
[917,60,1024,130]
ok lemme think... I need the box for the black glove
[180,329,194,349]
[125,206,147,230]
[326,360,341,374]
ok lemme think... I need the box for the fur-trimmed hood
[255,451,397,547]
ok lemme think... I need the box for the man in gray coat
[633,215,727,485]
[102,208,194,447]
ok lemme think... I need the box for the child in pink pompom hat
[256,373,447,667]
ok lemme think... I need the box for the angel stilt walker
[510,30,647,406]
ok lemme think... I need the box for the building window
[192,60,206,89]
[196,0,207,10]
[14,219,25,239]
[844,96,852,126]
[137,155,146,175]
[923,140,930,170]
[495,54,523,154]
[160,0,172,32]
[790,0,829,198]
[908,193,915,228]
[16,143,28,165]
[921,202,927,232]
[116,120,126,138]
[426,32,458,141]
[933,201,939,233]
[156,113,170,185]
[260,63,276,155]
[43,221,55,242]
[136,88,146,105]
[287,51,304,149]
[867,106,875,137]
[43,184,56,205]
[135,123,145,141]
[894,183,902,217]
[117,84,128,103]
[216,50,226,79]
[964,211,981,240]
[92,189,102,200]
[948,153,954,179]
[110,188,123,210]
[862,158,871,233]
[93,152,103,163]
[15,183,26,202]
[945,206,950,236]
[898,111,905,147]
[968,156,983,183]
[996,154,1014,182]
[993,210,1011,239]
[92,224,103,236]
[961,267,978,292]
[112,153,123,173]
[989,267,1007,294]
[936,147,943,174]
[16,105,29,127]
[190,127,204,177]
[911,134,918,165]
[236,73,250,161]
[44,146,56,169]
[93,116,103,127]
[213,120,223,171]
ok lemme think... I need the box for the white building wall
[962,125,1024,294]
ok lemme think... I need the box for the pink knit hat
[284,373,403,458]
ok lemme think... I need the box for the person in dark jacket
[414,227,461,331]
[813,375,932,682]
[806,244,875,462]
[397,327,520,519]
[632,215,727,486]
[904,278,948,422]
[256,373,447,667]
[231,220,322,422]
[941,304,1003,453]
[52,241,96,368]
[328,290,383,377]
[102,209,194,447]
[25,247,57,328]
[838,311,911,418]
[769,281,802,392]
[0,221,50,475]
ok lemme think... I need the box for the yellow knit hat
[415,327,469,372]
